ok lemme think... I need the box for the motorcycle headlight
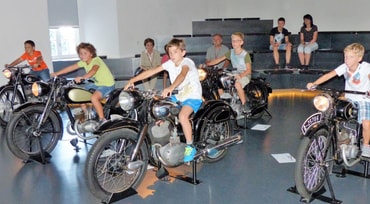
[3,68,12,79]
[313,93,332,112]
[119,90,143,111]
[32,81,50,97]
[198,68,207,82]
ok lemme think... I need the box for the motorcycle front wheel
[0,87,24,126]
[294,129,334,202]
[5,105,63,160]
[200,120,231,163]
[84,128,148,200]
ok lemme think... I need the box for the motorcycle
[5,76,126,162]
[0,65,42,126]
[198,66,272,122]
[84,88,241,201]
[294,86,370,202]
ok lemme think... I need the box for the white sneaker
[361,144,370,157]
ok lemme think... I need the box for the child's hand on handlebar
[161,87,174,98]
[306,82,317,90]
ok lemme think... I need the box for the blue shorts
[84,83,115,97]
[269,44,287,50]
[353,101,370,123]
[169,95,203,113]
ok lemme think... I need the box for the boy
[206,32,252,114]
[124,38,203,162]
[307,43,370,157]
[269,17,292,69]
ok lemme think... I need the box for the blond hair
[231,32,244,40]
[344,43,365,58]
[166,38,186,52]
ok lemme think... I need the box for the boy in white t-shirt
[125,38,203,162]
[307,43,370,157]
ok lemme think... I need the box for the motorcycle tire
[200,119,231,163]
[5,105,62,160]
[0,87,25,126]
[84,128,148,200]
[244,82,268,119]
[294,129,334,202]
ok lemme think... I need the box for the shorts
[297,42,318,53]
[237,74,252,88]
[84,83,115,97]
[269,44,287,50]
[353,101,370,123]
[169,95,203,113]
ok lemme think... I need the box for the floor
[0,90,370,204]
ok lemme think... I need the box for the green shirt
[77,57,115,86]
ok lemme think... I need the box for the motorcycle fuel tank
[66,88,93,103]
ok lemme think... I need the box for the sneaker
[273,64,280,69]
[242,103,251,113]
[184,145,196,162]
[284,63,292,69]
[361,144,370,157]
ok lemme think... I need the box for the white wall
[0,0,51,85]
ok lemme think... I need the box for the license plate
[301,112,322,135]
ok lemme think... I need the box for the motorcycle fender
[303,123,329,139]
[94,117,140,134]
[194,100,233,123]
[13,101,46,113]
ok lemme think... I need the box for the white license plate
[301,112,322,135]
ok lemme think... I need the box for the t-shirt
[300,25,318,42]
[224,49,252,73]
[269,27,290,44]
[20,50,48,71]
[162,57,202,101]
[206,45,229,68]
[77,57,115,87]
[335,61,370,102]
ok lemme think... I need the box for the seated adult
[269,17,292,69]
[206,34,230,69]
[298,14,319,69]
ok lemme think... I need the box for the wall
[0,0,51,85]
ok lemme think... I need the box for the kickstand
[175,161,201,185]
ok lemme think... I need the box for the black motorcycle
[294,86,369,202]
[0,65,41,126]
[84,88,241,201]
[5,76,125,163]
[198,66,272,122]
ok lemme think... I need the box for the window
[49,27,80,60]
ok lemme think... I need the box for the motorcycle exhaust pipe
[340,144,361,167]
[195,132,242,158]
[127,160,145,170]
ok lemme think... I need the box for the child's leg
[362,120,370,145]
[91,91,104,120]
[178,105,194,144]
[235,82,246,105]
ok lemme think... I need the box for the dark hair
[144,38,155,46]
[76,42,97,58]
[24,40,35,47]
[213,33,223,39]
[163,44,168,55]
[278,17,285,22]
[303,14,314,27]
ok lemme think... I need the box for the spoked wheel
[199,120,231,162]
[0,87,24,126]
[294,129,334,202]
[84,128,148,200]
[5,105,63,160]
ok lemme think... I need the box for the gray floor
[0,90,370,204]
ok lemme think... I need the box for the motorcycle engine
[336,120,359,159]
[149,120,185,167]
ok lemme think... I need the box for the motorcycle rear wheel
[294,129,334,201]
[85,128,148,200]
[5,105,62,160]
[0,87,24,126]
[200,120,231,163]
[244,81,268,119]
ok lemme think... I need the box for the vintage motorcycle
[0,65,42,126]
[5,76,125,162]
[84,88,241,201]
[294,86,370,203]
[198,66,272,121]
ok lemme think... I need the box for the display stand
[335,157,370,179]
[25,135,52,164]
[101,188,137,204]
[175,161,201,185]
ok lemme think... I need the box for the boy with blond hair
[307,43,370,157]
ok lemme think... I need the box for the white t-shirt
[162,57,202,101]
[335,61,370,102]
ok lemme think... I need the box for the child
[51,42,115,124]
[206,32,252,113]
[307,43,370,157]
[6,40,50,81]
[269,17,292,69]
[124,38,203,162]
